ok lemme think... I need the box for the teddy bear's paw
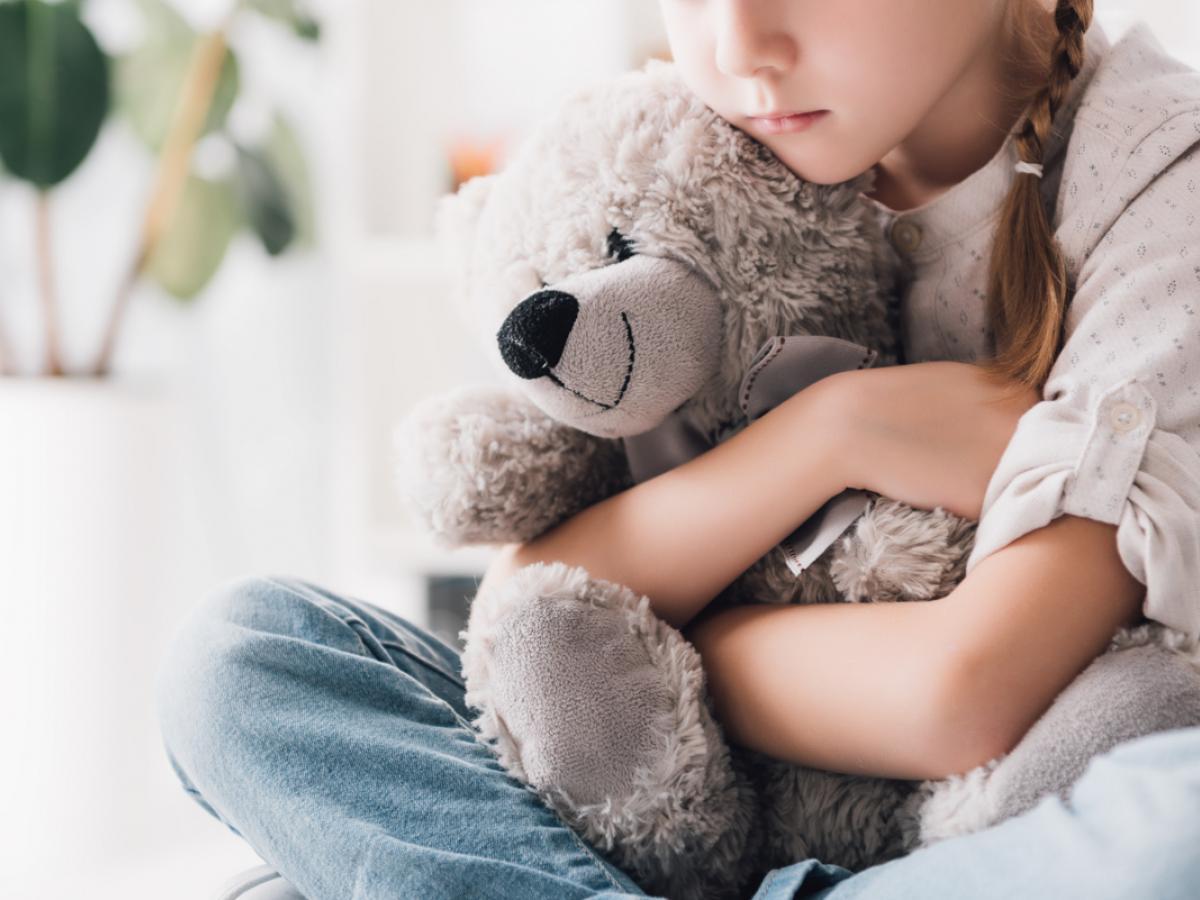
[896,758,1003,850]
[459,560,762,900]
[830,497,976,603]
[751,751,917,872]
[911,632,1200,848]
[392,384,631,546]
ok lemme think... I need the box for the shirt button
[1110,401,1141,432]
[890,220,923,254]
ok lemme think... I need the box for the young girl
[156,2,1200,898]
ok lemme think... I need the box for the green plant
[0,0,320,377]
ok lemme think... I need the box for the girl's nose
[713,0,797,79]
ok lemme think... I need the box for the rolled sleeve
[964,138,1200,639]
[965,379,1200,638]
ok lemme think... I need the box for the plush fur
[393,60,1200,900]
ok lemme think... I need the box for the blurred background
[0,1,1195,898]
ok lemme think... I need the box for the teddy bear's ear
[434,174,502,336]
[433,173,498,267]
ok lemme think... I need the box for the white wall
[1098,0,1200,66]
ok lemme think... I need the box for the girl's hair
[980,0,1095,397]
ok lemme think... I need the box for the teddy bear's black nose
[497,290,579,379]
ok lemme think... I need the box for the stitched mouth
[547,312,635,416]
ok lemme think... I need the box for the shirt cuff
[964,378,1200,639]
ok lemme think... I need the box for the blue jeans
[155,575,1200,900]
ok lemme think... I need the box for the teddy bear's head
[436,60,889,439]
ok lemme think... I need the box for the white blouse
[858,20,1200,639]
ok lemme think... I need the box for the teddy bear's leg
[460,560,762,900]
[749,750,916,873]
[393,384,632,546]
[905,625,1200,848]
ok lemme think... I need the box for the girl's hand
[826,361,1040,521]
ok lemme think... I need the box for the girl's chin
[768,152,848,185]
[775,148,877,188]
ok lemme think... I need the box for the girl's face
[657,0,1022,186]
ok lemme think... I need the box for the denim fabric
[156,575,1200,900]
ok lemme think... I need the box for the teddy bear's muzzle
[492,254,724,437]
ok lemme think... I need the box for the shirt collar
[859,20,1113,261]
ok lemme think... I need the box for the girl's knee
[154,576,310,766]
[1101,724,1200,771]
[189,574,318,634]
[1066,726,1200,889]
[1073,726,1200,813]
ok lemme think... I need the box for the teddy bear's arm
[393,383,633,546]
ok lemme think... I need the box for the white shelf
[371,527,503,576]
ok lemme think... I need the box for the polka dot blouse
[858,20,1200,639]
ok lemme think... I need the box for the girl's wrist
[800,362,1041,521]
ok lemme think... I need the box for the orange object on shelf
[447,135,508,192]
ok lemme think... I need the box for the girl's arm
[481,379,851,630]
[683,512,1144,780]
[678,361,1146,779]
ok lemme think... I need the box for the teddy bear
[393,59,1200,900]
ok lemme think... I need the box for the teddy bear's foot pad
[461,560,760,899]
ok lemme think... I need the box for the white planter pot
[0,375,215,881]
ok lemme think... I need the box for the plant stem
[0,181,12,376]
[0,270,14,374]
[36,191,66,377]
[90,18,235,377]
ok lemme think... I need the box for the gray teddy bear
[394,60,1200,900]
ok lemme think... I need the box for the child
[156,2,1200,898]
[484,0,1200,781]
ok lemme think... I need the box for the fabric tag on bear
[779,489,873,575]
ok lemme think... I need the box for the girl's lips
[748,110,828,135]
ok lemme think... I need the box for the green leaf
[0,0,110,187]
[234,142,295,256]
[242,0,321,41]
[116,0,239,152]
[262,113,315,247]
[147,174,240,299]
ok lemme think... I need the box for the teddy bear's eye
[607,228,636,263]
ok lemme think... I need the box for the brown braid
[979,0,1094,399]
